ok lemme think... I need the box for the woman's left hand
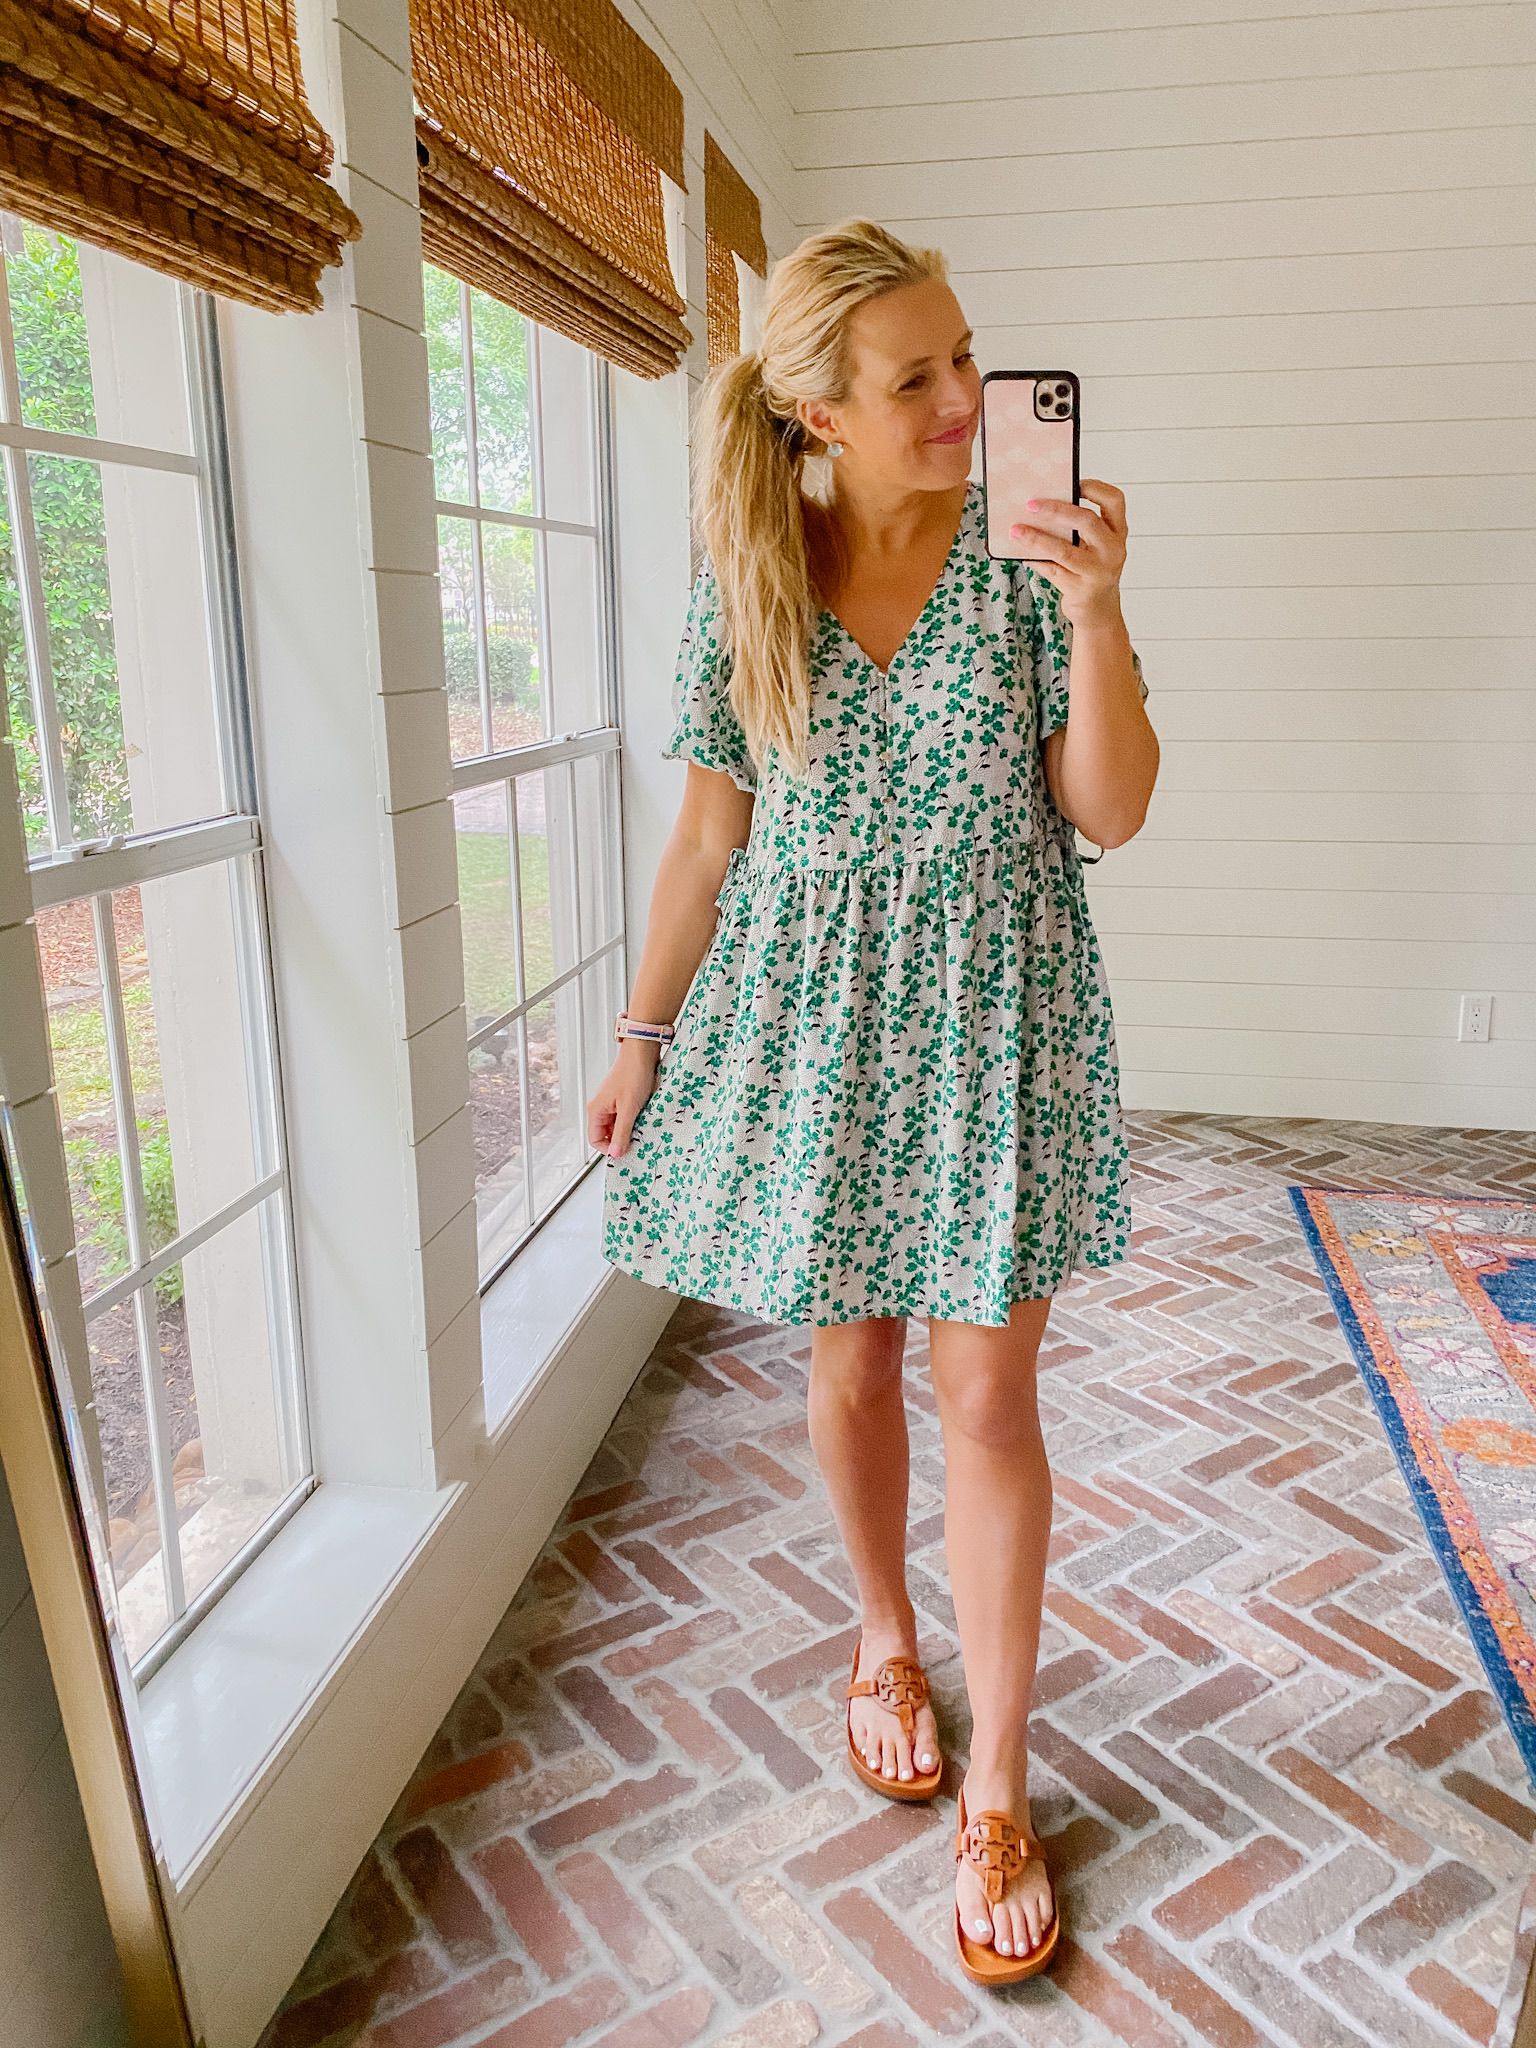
[1010,478,1127,631]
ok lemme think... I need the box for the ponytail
[691,220,947,784]
[693,354,817,778]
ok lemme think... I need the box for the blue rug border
[1288,1184,1536,1780]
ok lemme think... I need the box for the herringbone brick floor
[261,1113,1536,2048]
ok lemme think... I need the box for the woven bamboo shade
[704,131,765,367]
[0,0,360,313]
[412,0,689,381]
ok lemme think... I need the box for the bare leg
[808,1318,939,1783]
[929,1298,1054,1957]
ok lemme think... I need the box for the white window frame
[0,260,309,1685]
[434,286,629,1290]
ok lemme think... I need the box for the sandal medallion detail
[844,1640,942,1801]
[953,1787,1059,1984]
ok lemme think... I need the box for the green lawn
[49,978,171,1269]
[456,828,552,1021]
[51,975,161,1126]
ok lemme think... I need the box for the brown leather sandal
[953,1786,1059,1985]
[845,1639,942,1802]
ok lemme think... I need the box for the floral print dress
[601,483,1146,1328]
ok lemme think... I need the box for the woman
[588,220,1157,1985]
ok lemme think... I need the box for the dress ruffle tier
[607,832,1127,1326]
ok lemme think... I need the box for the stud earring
[826,441,844,458]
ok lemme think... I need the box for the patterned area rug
[1292,1186,1536,1778]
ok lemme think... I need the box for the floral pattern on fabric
[602,483,1146,1328]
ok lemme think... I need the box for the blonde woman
[589,221,1157,1985]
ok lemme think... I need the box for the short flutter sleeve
[662,560,759,794]
[1021,562,1148,742]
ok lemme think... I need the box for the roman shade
[0,0,360,312]
[412,0,690,380]
[704,131,765,367]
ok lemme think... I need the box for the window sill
[482,1158,611,1432]
[142,1168,619,1877]
[138,1167,674,2048]
[140,1477,454,1880]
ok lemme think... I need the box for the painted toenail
[973,1919,991,1936]
[997,1941,1012,1955]
[919,1754,934,1767]
[899,1769,912,1780]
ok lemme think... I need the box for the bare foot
[955,1771,1054,1958]
[847,1624,941,1786]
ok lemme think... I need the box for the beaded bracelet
[614,1010,675,1046]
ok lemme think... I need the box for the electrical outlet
[1459,994,1492,1044]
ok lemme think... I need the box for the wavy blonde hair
[692,219,947,779]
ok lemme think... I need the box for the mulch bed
[78,1228,200,1525]
[34,888,144,999]
[469,1020,563,1180]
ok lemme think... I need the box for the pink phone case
[981,373,1080,560]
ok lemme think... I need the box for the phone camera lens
[1054,382,1071,398]
[1055,401,1070,416]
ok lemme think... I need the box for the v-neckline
[818,485,974,680]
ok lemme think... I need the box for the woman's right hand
[588,1038,665,1159]
[590,760,753,1162]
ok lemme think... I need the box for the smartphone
[980,371,1080,561]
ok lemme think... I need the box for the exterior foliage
[1,227,127,847]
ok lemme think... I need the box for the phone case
[980,371,1080,561]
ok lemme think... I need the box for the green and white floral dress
[602,483,1145,1328]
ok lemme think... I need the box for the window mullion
[469,930,620,1044]
[526,324,555,737]
[0,260,73,849]
[183,289,255,819]
[432,498,595,541]
[505,772,535,1231]
[595,360,621,732]
[28,814,262,912]
[513,1014,535,1237]
[461,284,493,758]
[506,775,528,1016]
[564,756,587,1133]
[449,725,616,794]
[469,518,493,759]
[92,895,148,1271]
[128,1284,185,1625]
[224,846,309,1482]
[460,280,478,504]
[82,1167,283,1322]
[92,890,187,1621]
[0,418,198,476]
[0,444,71,847]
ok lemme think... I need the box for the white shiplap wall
[781,0,1536,1129]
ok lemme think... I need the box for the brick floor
[259,1114,1536,2048]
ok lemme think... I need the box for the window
[425,267,626,1287]
[0,220,307,1678]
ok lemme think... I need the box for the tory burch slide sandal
[953,1785,1059,1984]
[845,1638,943,1802]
